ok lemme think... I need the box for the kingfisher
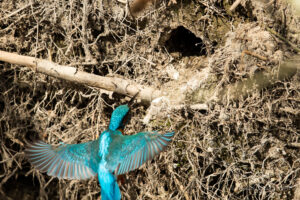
[25,94,174,200]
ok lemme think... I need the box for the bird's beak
[128,91,140,106]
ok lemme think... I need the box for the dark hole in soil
[2,173,40,200]
[164,26,206,56]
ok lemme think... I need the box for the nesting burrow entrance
[164,26,207,56]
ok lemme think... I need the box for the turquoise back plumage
[25,102,174,200]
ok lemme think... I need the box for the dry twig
[81,0,96,63]
[0,3,33,21]
[267,27,300,53]
[230,0,242,11]
[241,50,268,61]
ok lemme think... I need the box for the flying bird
[25,94,174,200]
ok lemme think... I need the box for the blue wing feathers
[25,100,173,200]
[26,131,174,178]
[25,140,98,179]
[114,131,174,175]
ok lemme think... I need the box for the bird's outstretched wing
[25,139,100,179]
[108,131,174,175]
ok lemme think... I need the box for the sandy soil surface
[0,0,300,199]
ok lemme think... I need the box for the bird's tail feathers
[98,169,121,200]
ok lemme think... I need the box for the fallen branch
[217,55,299,102]
[0,50,162,102]
[1,50,297,123]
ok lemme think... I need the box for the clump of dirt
[0,0,299,199]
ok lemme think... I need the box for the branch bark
[1,50,297,123]
[0,50,162,102]
[230,0,242,11]
[217,55,299,102]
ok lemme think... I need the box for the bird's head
[108,92,139,132]
[109,105,130,131]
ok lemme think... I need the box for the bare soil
[0,0,300,199]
